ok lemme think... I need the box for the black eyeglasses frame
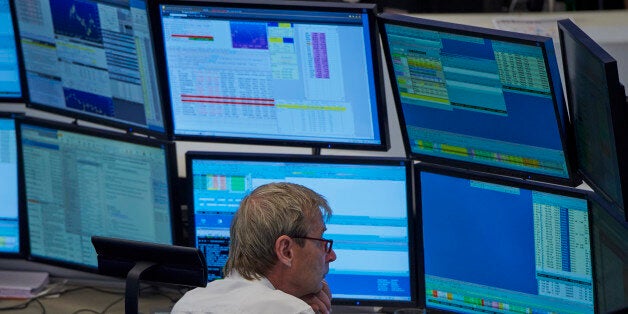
[293,236,333,253]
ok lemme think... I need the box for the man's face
[291,213,336,295]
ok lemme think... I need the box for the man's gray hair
[223,182,332,280]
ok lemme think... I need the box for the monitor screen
[558,19,628,222]
[588,192,628,313]
[13,0,166,136]
[416,164,595,313]
[0,113,20,255]
[186,152,415,306]
[378,13,575,185]
[0,0,24,101]
[16,117,179,271]
[150,0,389,150]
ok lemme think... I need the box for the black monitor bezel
[12,0,168,138]
[149,0,390,151]
[15,116,182,273]
[91,235,208,288]
[0,111,24,258]
[184,151,417,307]
[378,13,578,187]
[558,19,628,222]
[414,162,597,313]
[0,0,27,103]
[586,190,628,313]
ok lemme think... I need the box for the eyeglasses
[293,236,333,253]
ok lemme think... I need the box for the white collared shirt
[171,271,315,314]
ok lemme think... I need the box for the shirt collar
[228,270,276,290]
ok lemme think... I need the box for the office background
[1,1,627,313]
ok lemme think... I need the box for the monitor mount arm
[125,261,157,314]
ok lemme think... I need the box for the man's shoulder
[171,276,314,314]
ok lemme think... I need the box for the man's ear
[275,235,294,267]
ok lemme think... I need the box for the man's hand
[301,280,332,314]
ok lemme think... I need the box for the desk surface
[0,281,182,314]
[0,280,400,314]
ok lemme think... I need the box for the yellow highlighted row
[400,92,449,104]
[275,104,346,111]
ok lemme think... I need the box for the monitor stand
[125,261,158,314]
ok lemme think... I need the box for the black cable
[0,284,182,313]
[70,310,101,314]
[0,300,31,311]
[99,285,182,313]
[0,295,46,313]
[33,298,45,314]
[100,295,124,314]
[80,286,125,295]
[63,286,126,314]
[0,285,119,313]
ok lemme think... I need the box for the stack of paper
[0,270,49,299]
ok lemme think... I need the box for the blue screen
[0,117,19,254]
[156,1,385,148]
[419,168,595,313]
[19,120,174,269]
[14,0,164,133]
[381,16,572,182]
[0,0,22,100]
[188,154,413,304]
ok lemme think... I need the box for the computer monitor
[416,163,595,313]
[0,112,20,256]
[185,152,416,307]
[13,0,166,137]
[16,117,180,271]
[558,19,628,222]
[0,0,25,102]
[588,192,628,313]
[378,13,576,186]
[149,0,389,150]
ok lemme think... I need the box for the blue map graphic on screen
[64,88,114,116]
[230,21,268,49]
[50,0,103,44]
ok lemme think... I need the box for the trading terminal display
[186,152,416,307]
[13,0,165,135]
[17,117,178,270]
[0,0,23,101]
[379,13,575,186]
[417,164,595,313]
[0,114,19,255]
[150,0,388,149]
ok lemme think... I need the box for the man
[172,182,337,313]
